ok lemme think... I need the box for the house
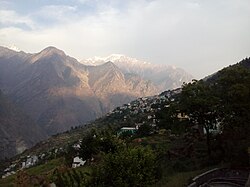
[22,155,38,169]
[73,143,81,150]
[22,162,26,168]
[177,112,189,120]
[118,127,138,135]
[2,171,15,179]
[72,157,86,168]
[203,122,221,135]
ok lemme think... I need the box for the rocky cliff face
[87,62,157,111]
[82,54,193,92]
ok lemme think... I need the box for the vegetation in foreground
[0,58,250,186]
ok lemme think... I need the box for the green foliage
[3,58,250,187]
[91,146,157,187]
[52,167,89,187]
[98,134,120,154]
[154,58,250,168]
[79,129,123,162]
[180,80,220,156]
[137,123,153,137]
[26,157,64,175]
[156,101,188,134]
[64,145,77,167]
[213,63,250,166]
[119,130,134,139]
[180,80,219,131]
[176,59,250,166]
[79,131,99,161]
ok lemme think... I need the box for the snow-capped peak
[6,44,21,52]
[83,56,106,66]
[80,54,193,91]
[86,56,106,62]
[104,54,152,67]
[81,54,152,68]
[83,54,126,65]
[105,54,125,62]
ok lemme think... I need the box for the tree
[213,64,250,166]
[91,146,157,187]
[79,131,99,161]
[179,80,219,156]
[98,131,120,154]
[156,101,188,134]
[64,144,77,167]
[137,123,152,137]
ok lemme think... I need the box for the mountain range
[1,57,249,186]
[81,54,193,91]
[0,46,192,158]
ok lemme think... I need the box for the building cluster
[2,155,39,179]
[107,94,170,122]
[108,94,176,135]
[1,89,182,179]
[21,155,38,169]
[1,163,16,179]
[1,147,64,179]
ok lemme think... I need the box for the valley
[0,57,249,186]
[0,46,192,159]
[1,1,249,186]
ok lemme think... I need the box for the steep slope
[2,57,249,186]
[0,90,47,159]
[0,46,31,92]
[9,57,250,162]
[204,57,250,83]
[0,47,103,135]
[0,46,158,137]
[82,54,193,91]
[88,62,157,111]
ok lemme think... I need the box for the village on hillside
[1,89,183,179]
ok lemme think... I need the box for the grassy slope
[0,132,219,187]
[0,158,64,187]
[0,157,93,187]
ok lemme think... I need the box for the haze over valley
[0,45,192,157]
[0,0,249,186]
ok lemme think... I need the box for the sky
[0,0,250,78]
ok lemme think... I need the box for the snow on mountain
[82,54,151,68]
[82,54,181,73]
[81,54,193,91]
[6,44,21,52]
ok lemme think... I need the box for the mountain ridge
[81,54,193,91]
[0,46,159,135]
[0,46,191,158]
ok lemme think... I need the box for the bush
[91,146,157,187]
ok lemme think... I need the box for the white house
[72,157,86,168]
[22,155,38,169]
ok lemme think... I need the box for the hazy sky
[0,0,250,78]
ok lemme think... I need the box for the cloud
[0,0,250,78]
[0,10,35,29]
[33,5,78,25]
[0,0,12,9]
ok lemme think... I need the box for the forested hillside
[1,58,249,186]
